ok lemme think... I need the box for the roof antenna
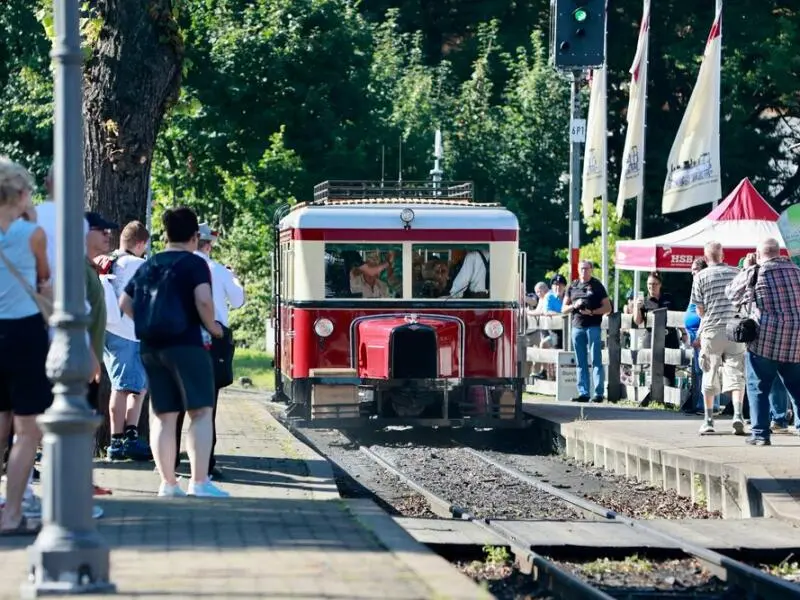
[430,129,443,194]
[380,145,385,189]
[397,135,403,187]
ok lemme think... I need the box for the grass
[581,555,653,576]
[232,348,274,389]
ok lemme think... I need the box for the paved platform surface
[524,398,800,522]
[0,390,486,599]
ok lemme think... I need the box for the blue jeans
[572,326,604,398]
[745,352,800,441]
[769,376,799,427]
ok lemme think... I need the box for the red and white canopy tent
[615,178,788,272]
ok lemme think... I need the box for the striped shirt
[690,263,739,332]
[726,257,800,363]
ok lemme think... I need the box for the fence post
[606,312,622,402]
[649,308,667,405]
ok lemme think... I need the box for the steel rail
[463,447,800,600]
[356,444,615,600]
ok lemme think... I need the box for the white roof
[280,203,519,231]
[619,217,785,250]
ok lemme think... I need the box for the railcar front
[272,186,527,429]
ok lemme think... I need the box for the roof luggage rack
[313,180,474,204]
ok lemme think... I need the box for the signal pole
[567,71,583,284]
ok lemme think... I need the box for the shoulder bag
[726,266,759,344]
[0,244,54,321]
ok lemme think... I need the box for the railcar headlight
[314,318,334,338]
[483,320,504,340]
[400,208,415,224]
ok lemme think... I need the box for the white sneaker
[187,479,229,498]
[731,418,745,436]
[157,482,186,497]
[699,420,715,435]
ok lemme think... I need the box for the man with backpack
[174,223,245,480]
[95,220,152,461]
[120,207,228,498]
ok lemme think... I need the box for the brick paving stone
[0,390,486,599]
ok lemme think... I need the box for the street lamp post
[21,0,114,596]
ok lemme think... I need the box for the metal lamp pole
[22,0,114,596]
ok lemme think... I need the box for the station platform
[523,397,800,523]
[0,391,486,600]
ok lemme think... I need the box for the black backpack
[132,254,190,343]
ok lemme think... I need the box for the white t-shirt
[449,250,489,298]
[105,253,146,341]
[194,251,245,326]
[36,200,89,286]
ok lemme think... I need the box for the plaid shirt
[726,257,800,363]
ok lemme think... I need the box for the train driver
[448,249,489,299]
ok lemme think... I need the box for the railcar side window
[324,244,402,299]
[412,244,490,299]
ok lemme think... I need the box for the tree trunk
[82,0,183,226]
[83,1,182,453]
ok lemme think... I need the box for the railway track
[274,411,800,599]
[457,447,800,600]
[358,443,616,600]
[357,438,799,600]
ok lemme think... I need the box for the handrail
[526,308,691,406]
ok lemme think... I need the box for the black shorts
[141,345,214,415]
[0,314,53,416]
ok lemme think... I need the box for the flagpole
[633,1,650,296]
[712,0,723,208]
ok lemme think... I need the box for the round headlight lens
[314,318,334,338]
[483,319,504,340]
[400,208,415,223]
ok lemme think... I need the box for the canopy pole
[711,0,723,209]
[632,0,650,296]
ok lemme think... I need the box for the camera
[572,298,587,312]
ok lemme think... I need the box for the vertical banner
[581,67,607,220]
[662,10,722,214]
[616,0,650,218]
[778,204,800,267]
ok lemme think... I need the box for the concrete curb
[346,499,491,600]
[525,407,800,523]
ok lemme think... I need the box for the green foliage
[552,200,633,298]
[3,0,800,344]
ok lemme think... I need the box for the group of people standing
[0,157,245,535]
[526,240,800,448]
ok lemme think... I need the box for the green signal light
[573,8,588,22]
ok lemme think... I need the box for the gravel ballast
[369,445,586,520]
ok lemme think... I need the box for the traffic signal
[550,0,606,70]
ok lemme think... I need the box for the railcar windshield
[412,244,490,299]
[324,243,403,299]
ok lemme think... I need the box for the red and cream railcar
[272,181,528,428]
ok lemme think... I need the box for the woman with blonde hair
[0,158,51,535]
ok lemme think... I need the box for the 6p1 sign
[571,118,587,143]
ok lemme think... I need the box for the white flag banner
[616,0,650,218]
[581,67,607,220]
[662,10,722,214]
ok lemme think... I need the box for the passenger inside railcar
[449,247,490,298]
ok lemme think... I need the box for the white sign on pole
[570,118,587,143]
[556,351,579,401]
